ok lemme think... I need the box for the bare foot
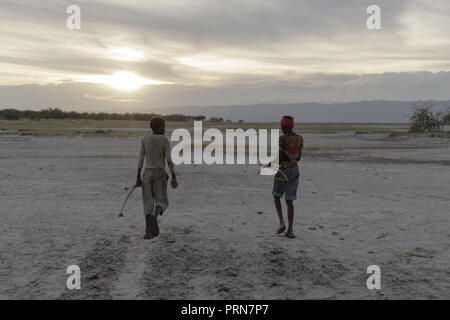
[285,231,296,239]
[276,225,286,234]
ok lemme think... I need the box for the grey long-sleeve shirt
[138,134,172,169]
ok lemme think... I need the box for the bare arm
[167,160,177,188]
[167,160,176,179]
[165,138,177,188]
[136,139,144,186]
[297,136,304,162]
[136,168,142,187]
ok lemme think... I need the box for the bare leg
[274,196,286,233]
[144,215,152,239]
[285,200,295,238]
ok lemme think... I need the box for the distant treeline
[0,108,216,122]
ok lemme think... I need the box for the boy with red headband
[272,115,303,238]
[136,116,178,239]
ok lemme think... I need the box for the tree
[0,108,207,122]
[208,117,224,122]
[442,107,450,125]
[0,108,22,120]
[409,102,443,133]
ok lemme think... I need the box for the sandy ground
[0,131,449,299]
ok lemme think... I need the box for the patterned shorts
[272,167,300,201]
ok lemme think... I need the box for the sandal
[285,232,296,239]
[276,226,286,234]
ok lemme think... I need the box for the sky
[0,0,449,112]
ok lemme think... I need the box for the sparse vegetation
[442,108,450,125]
[409,102,445,133]
[0,108,206,122]
[208,117,224,122]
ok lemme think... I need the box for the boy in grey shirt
[136,116,178,239]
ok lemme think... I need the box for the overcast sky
[1,0,449,111]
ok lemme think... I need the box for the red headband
[280,116,294,128]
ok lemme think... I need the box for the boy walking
[136,116,177,239]
[272,116,303,239]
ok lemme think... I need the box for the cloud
[1,72,450,113]
[0,0,449,107]
[83,94,144,103]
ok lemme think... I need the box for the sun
[107,72,148,91]
[107,71,169,91]
[80,71,169,91]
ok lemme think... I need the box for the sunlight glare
[81,72,169,91]
[107,47,146,61]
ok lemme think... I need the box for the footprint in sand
[376,233,389,239]
[271,248,282,255]
[399,247,435,259]
[218,286,230,293]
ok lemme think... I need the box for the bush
[442,108,450,125]
[0,108,22,120]
[209,117,224,122]
[409,103,443,133]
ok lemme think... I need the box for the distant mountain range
[151,101,450,123]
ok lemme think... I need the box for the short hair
[150,116,165,132]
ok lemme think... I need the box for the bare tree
[409,102,443,133]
